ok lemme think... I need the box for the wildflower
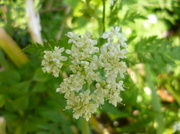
[42,26,127,121]
[99,26,127,106]
[41,46,67,77]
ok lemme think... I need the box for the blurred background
[0,0,180,134]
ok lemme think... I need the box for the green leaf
[13,81,31,94]
[108,5,121,25]
[39,110,61,122]
[12,95,29,111]
[134,36,177,66]
[161,55,175,64]
[22,41,53,54]
[123,0,138,5]
[22,43,43,54]
[0,69,21,85]
[15,126,23,134]
[126,35,136,44]
[101,102,130,119]
[122,10,146,24]
[168,46,180,60]
[0,48,9,68]
[38,109,73,134]
[64,0,79,8]
[23,39,70,55]
[33,68,48,82]
[32,82,46,92]
[135,36,157,51]
[2,81,31,98]
[0,94,6,107]
[151,53,165,65]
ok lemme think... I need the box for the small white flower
[41,46,67,77]
[66,32,80,44]
[102,31,111,39]
[108,93,122,107]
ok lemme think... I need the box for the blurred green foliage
[0,0,180,134]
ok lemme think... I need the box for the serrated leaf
[135,36,157,51]
[22,43,43,54]
[151,53,165,65]
[122,10,146,24]
[23,39,69,55]
[161,55,175,64]
[169,46,180,60]
[109,6,121,25]
[149,42,158,51]
[135,36,177,66]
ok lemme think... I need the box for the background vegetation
[0,0,180,134]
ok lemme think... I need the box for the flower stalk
[82,118,90,134]
[102,0,106,33]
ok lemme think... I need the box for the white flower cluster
[100,27,127,106]
[42,27,127,121]
[42,46,67,77]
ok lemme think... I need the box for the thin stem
[82,118,90,134]
[145,65,164,134]
[85,0,102,36]
[102,0,106,33]
[56,6,71,40]
[165,84,180,105]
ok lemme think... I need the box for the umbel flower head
[42,26,127,121]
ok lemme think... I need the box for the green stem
[85,0,102,36]
[165,84,180,105]
[102,0,106,33]
[145,65,164,134]
[82,118,90,134]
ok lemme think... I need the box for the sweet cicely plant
[41,26,127,133]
